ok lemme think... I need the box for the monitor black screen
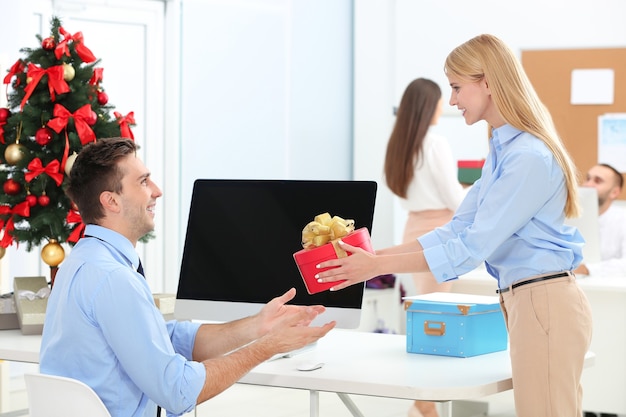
[175,179,377,327]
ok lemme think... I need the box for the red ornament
[3,179,21,195]
[26,194,37,207]
[42,37,56,50]
[0,108,10,122]
[86,110,98,126]
[38,195,50,207]
[35,127,54,146]
[97,90,109,105]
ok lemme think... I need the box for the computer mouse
[296,361,324,371]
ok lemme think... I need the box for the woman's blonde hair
[444,34,580,218]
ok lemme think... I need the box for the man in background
[574,163,626,277]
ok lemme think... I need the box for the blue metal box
[404,292,508,357]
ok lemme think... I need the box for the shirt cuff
[417,230,442,248]
[422,244,458,283]
[168,320,203,360]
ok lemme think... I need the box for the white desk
[0,331,40,363]
[451,271,625,415]
[0,328,595,417]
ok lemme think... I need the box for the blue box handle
[424,320,446,336]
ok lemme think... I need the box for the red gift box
[293,227,374,294]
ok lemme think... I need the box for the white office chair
[24,373,111,417]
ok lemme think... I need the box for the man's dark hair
[67,138,137,224]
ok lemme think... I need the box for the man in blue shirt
[40,137,335,417]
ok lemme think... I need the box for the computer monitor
[565,187,601,264]
[175,179,378,328]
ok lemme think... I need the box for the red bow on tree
[20,63,70,110]
[89,68,104,86]
[25,158,64,187]
[47,104,96,145]
[55,27,97,63]
[3,59,25,86]
[115,111,135,140]
[0,201,31,247]
[66,209,85,243]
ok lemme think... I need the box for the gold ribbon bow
[301,212,355,258]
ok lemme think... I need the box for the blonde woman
[317,34,592,417]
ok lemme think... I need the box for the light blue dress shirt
[40,225,205,417]
[418,124,584,290]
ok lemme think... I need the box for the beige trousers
[403,210,454,294]
[499,274,593,417]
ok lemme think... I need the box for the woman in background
[384,78,467,417]
[318,34,592,417]
[385,78,467,296]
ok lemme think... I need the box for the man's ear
[99,191,121,213]
[609,186,622,201]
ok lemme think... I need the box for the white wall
[354,0,626,251]
[178,0,354,220]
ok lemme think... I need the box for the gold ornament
[4,143,27,165]
[41,239,65,267]
[65,152,79,176]
[0,246,5,260]
[62,63,75,81]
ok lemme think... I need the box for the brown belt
[496,271,571,294]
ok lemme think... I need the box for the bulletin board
[521,48,626,200]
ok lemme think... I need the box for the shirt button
[443,273,448,279]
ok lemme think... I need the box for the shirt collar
[491,124,522,148]
[83,224,140,271]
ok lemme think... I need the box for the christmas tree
[0,17,136,269]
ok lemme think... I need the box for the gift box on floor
[404,292,507,357]
[294,227,374,294]
[457,160,485,185]
[13,276,50,335]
